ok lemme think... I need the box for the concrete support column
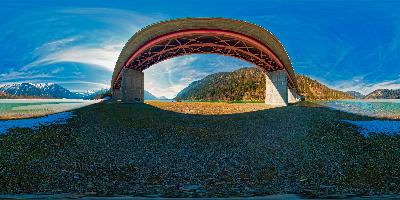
[121,68,144,103]
[288,88,301,103]
[112,88,121,100]
[265,70,288,107]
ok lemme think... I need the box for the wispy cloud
[34,37,79,53]
[54,81,110,92]
[0,70,55,82]
[21,7,162,73]
[144,56,201,99]
[23,44,123,71]
[0,7,165,93]
[59,7,162,34]
[144,55,251,98]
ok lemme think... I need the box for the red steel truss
[113,29,293,89]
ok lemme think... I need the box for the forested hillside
[296,75,353,100]
[176,67,353,101]
[176,68,265,101]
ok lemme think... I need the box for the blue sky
[0,0,399,98]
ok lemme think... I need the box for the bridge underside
[112,29,296,89]
[111,19,302,106]
[114,68,301,106]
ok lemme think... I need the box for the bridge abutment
[288,88,301,103]
[112,88,121,100]
[121,68,144,103]
[265,70,288,107]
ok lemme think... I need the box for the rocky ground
[1,101,400,198]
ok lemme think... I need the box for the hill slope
[296,75,353,100]
[176,68,265,101]
[346,91,365,99]
[365,89,400,99]
[144,90,159,100]
[176,67,353,101]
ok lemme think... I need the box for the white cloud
[143,55,252,99]
[55,81,110,92]
[22,8,162,73]
[51,67,64,74]
[334,76,400,95]
[0,70,55,82]
[60,8,162,34]
[23,44,124,71]
[144,56,202,99]
[35,37,79,52]
[147,83,190,99]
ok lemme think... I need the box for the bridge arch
[112,18,301,106]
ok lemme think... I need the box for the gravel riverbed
[0,101,399,198]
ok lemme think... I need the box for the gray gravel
[1,102,400,198]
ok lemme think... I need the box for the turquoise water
[0,101,80,111]
[0,99,99,119]
[318,99,400,119]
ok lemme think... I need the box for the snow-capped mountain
[76,89,110,100]
[0,83,82,99]
[0,83,43,97]
[0,83,163,100]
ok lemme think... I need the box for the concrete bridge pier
[265,70,289,107]
[288,88,302,103]
[120,68,144,103]
[112,89,121,100]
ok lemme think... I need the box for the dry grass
[146,101,272,115]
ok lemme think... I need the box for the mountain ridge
[0,83,80,99]
[346,91,365,99]
[0,83,161,100]
[144,90,158,100]
[364,89,400,99]
[0,83,109,99]
[175,67,354,101]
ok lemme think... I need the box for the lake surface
[0,112,74,134]
[0,99,100,119]
[318,99,400,119]
[318,99,400,136]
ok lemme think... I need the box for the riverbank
[0,99,101,120]
[0,101,400,198]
